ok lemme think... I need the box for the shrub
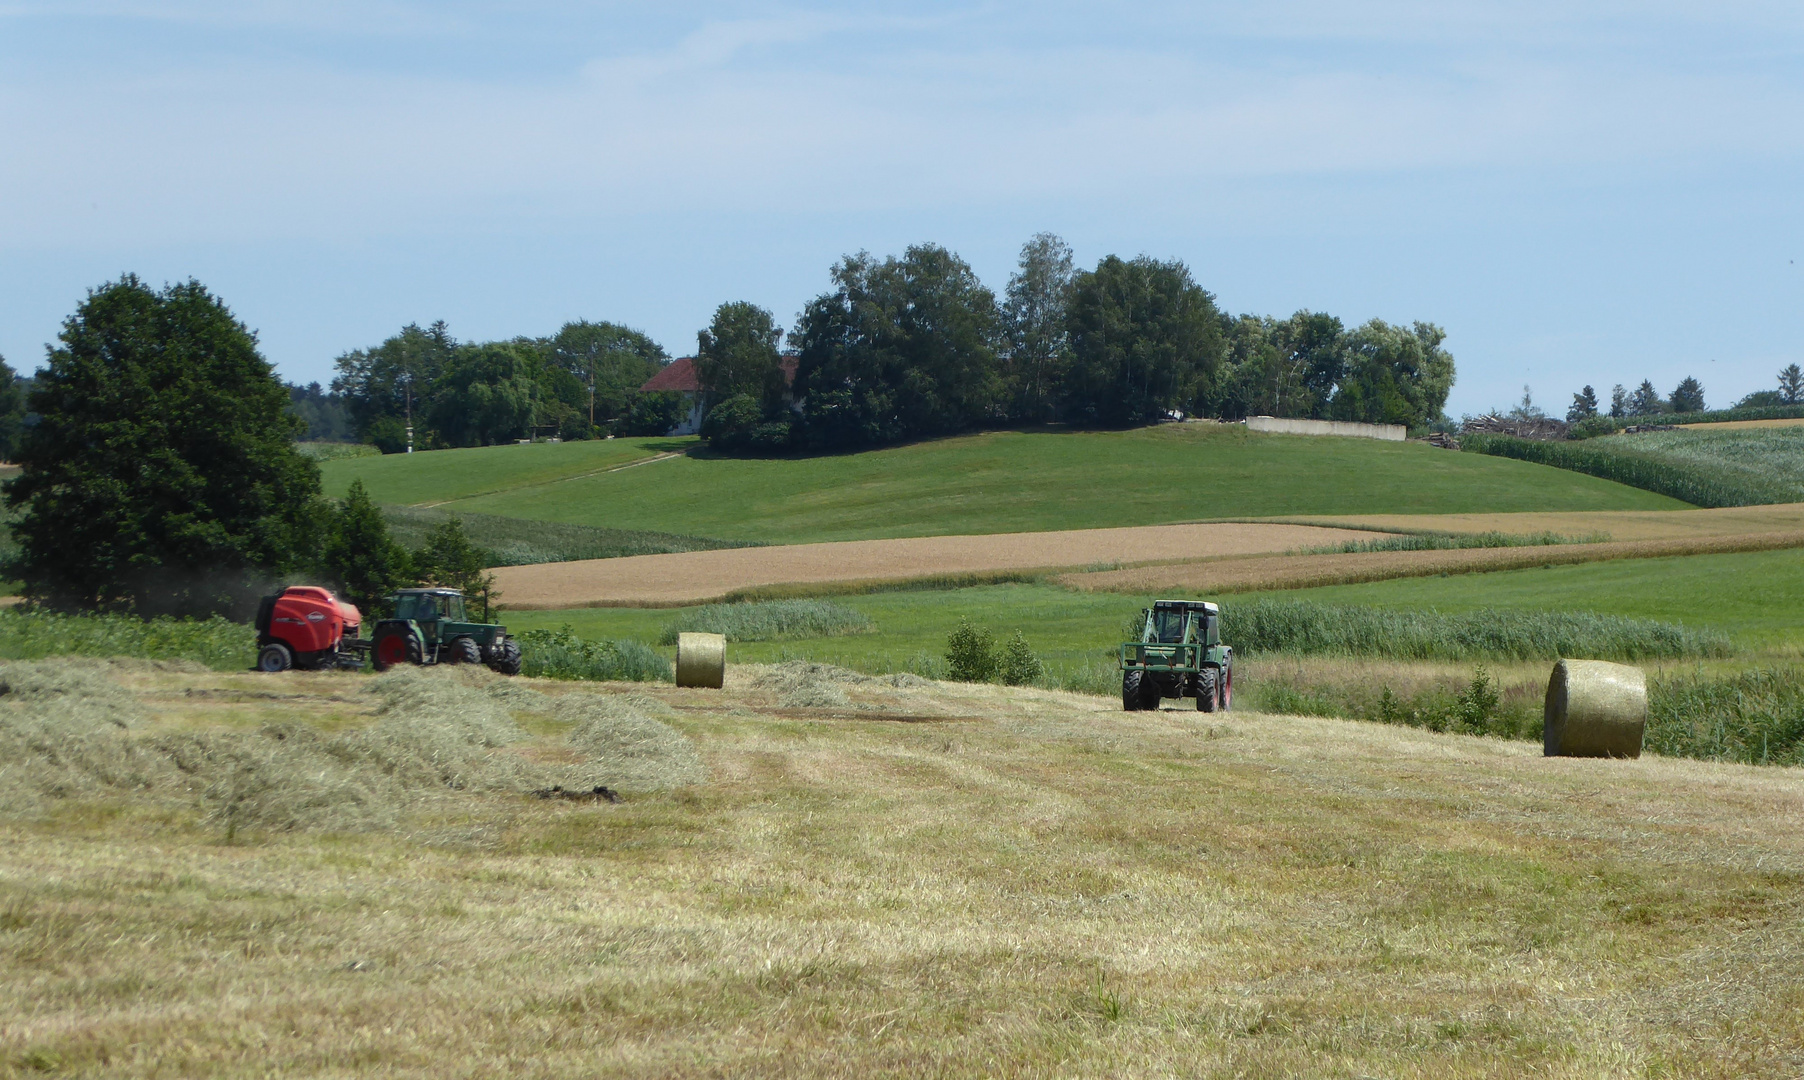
[659,600,874,644]
[514,626,669,682]
[945,619,999,682]
[0,608,254,670]
[1646,667,1804,765]
[1000,632,1045,686]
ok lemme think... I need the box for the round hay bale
[675,632,726,689]
[1544,659,1646,759]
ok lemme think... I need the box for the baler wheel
[257,643,293,673]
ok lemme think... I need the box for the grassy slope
[4,668,1801,1077]
[323,426,1682,544]
[319,436,689,506]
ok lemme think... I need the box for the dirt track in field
[489,523,1390,608]
[1058,529,1804,596]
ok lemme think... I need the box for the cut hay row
[1060,529,1804,596]
[487,522,1394,608]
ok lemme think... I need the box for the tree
[792,245,1004,448]
[1668,377,1705,413]
[1508,385,1545,422]
[1567,384,1599,422]
[427,343,538,447]
[332,322,457,452]
[1736,390,1785,408]
[413,514,497,618]
[321,479,413,616]
[1627,380,1664,416]
[1326,321,1456,430]
[0,353,25,461]
[1062,255,1224,427]
[1780,363,1804,406]
[1002,233,1076,423]
[545,321,666,428]
[1610,384,1628,418]
[287,381,353,442]
[5,275,323,616]
[694,302,786,414]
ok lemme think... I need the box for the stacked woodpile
[1422,432,1460,450]
[1460,413,1571,441]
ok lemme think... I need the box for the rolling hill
[320,425,1684,545]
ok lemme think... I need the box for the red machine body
[254,586,365,671]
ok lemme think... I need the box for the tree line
[697,234,1456,452]
[1560,364,1804,423]
[2,276,495,618]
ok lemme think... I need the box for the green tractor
[370,588,522,675]
[1119,599,1233,712]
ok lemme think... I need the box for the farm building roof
[638,356,801,394]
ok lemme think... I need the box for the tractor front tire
[257,643,293,673]
[1197,668,1218,712]
[372,629,424,672]
[447,637,482,665]
[487,638,523,676]
[1122,670,1145,711]
[1220,664,1233,711]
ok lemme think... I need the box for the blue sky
[2,1,1799,416]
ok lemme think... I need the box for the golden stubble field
[3,663,1802,1078]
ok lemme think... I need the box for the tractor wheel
[487,638,523,677]
[1122,670,1145,711]
[372,628,423,672]
[447,637,482,665]
[257,643,293,673]
[1220,664,1233,711]
[1197,668,1218,712]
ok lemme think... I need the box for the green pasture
[1240,547,1804,650]
[323,425,1682,544]
[318,436,686,506]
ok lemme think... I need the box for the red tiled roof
[640,356,699,393]
[639,355,800,394]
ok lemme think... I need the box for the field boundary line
[411,450,687,508]
[1056,529,1804,595]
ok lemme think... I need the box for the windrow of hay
[659,599,875,644]
[1220,599,1726,661]
[754,661,876,709]
[0,662,704,831]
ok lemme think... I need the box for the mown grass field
[321,426,1682,544]
[4,664,1803,1077]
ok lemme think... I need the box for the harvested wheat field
[1061,528,1804,596]
[490,522,1389,608]
[1677,417,1804,431]
[1279,502,1804,542]
[4,657,1804,1077]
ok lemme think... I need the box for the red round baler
[253,586,366,672]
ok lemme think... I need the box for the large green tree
[545,320,666,428]
[428,343,539,447]
[5,276,322,615]
[1002,233,1076,423]
[331,321,457,452]
[792,245,1004,448]
[695,302,787,413]
[1062,255,1224,427]
[1326,320,1455,429]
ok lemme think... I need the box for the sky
[1,1,1800,417]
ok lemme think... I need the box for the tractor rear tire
[487,638,523,676]
[447,637,481,665]
[1122,670,1145,711]
[1197,669,1218,712]
[257,643,293,673]
[372,628,424,672]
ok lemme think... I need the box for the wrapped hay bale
[1544,659,1646,759]
[675,632,726,689]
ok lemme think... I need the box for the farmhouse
[638,355,800,436]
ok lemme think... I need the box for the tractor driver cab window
[1153,610,1185,643]
[444,594,466,622]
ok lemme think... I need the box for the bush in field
[1221,599,1725,662]
[1647,667,1804,765]
[945,619,999,682]
[1000,631,1046,686]
[0,608,254,670]
[660,600,874,644]
[516,627,668,682]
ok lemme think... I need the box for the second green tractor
[371,587,522,675]
[1119,599,1234,712]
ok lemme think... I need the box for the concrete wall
[1245,416,1407,441]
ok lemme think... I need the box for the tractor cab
[1119,599,1232,713]
[392,589,466,632]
